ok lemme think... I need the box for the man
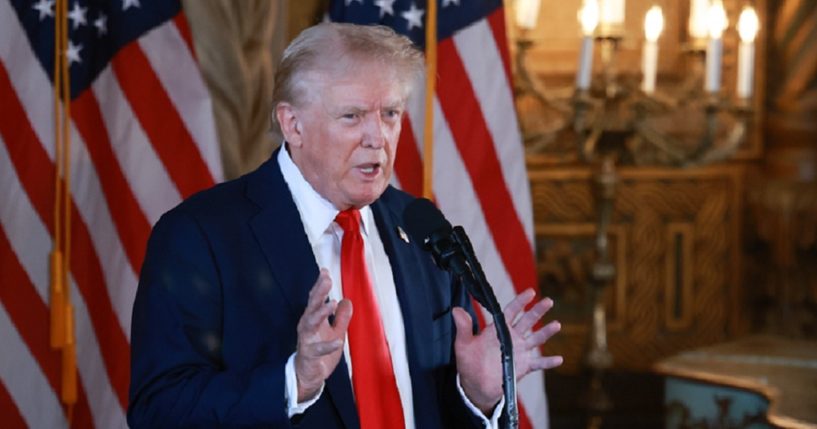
[128,22,562,428]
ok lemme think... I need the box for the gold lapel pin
[397,226,410,244]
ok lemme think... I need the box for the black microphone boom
[403,199,489,306]
[403,198,519,429]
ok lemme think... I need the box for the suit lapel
[246,149,359,429]
[371,192,430,357]
[246,151,317,316]
[371,192,436,424]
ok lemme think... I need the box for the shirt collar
[277,144,374,242]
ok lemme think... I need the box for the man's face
[285,62,406,210]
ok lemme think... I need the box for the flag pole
[422,0,438,199]
[50,0,77,416]
[49,0,66,351]
[59,0,77,412]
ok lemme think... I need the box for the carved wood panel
[531,164,747,372]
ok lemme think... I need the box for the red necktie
[335,209,405,429]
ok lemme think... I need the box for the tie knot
[335,209,362,234]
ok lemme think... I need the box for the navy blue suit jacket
[128,149,485,428]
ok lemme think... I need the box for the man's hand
[454,289,563,414]
[294,269,353,402]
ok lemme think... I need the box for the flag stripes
[71,91,152,274]
[92,67,182,228]
[0,134,123,429]
[138,23,222,181]
[171,13,197,62]
[379,4,545,428]
[0,229,94,429]
[454,18,533,241]
[1,0,221,425]
[1,91,132,408]
[486,10,515,99]
[111,43,216,196]
[436,38,536,294]
[0,303,66,429]
[70,278,128,428]
[393,116,424,197]
[0,379,27,429]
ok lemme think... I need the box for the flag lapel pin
[397,226,410,244]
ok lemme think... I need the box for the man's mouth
[358,163,381,175]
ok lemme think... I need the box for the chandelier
[513,0,760,167]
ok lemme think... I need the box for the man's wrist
[456,373,504,426]
[460,378,501,415]
[286,353,324,417]
[293,353,323,402]
[297,381,322,403]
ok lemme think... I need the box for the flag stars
[94,13,108,36]
[122,0,140,11]
[68,2,87,30]
[401,3,424,31]
[32,0,54,21]
[442,0,460,7]
[344,0,363,5]
[66,40,83,65]
[374,0,396,18]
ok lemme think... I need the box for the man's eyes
[383,109,402,121]
[339,109,401,122]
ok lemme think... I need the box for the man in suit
[128,22,562,428]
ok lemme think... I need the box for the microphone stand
[452,226,518,429]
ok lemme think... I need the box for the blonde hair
[271,22,424,129]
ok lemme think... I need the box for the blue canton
[328,0,503,48]
[10,0,179,99]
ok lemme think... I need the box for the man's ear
[276,102,303,147]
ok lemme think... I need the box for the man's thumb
[452,307,474,342]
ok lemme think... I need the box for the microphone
[402,198,485,302]
[403,198,519,429]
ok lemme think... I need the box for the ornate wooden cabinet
[530,164,749,372]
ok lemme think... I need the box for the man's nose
[361,113,386,149]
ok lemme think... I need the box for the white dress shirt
[278,146,500,428]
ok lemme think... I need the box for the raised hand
[454,288,563,414]
[294,269,353,402]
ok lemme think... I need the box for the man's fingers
[303,339,344,358]
[503,289,536,324]
[515,297,554,334]
[306,269,332,312]
[299,296,337,334]
[529,355,564,371]
[525,320,561,347]
[303,299,338,332]
[299,269,334,333]
[332,299,353,335]
[452,307,474,344]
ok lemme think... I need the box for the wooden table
[654,335,817,428]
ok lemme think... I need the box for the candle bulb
[688,0,711,43]
[641,6,664,94]
[599,0,625,35]
[737,7,759,99]
[576,0,600,90]
[705,0,727,93]
[516,0,542,31]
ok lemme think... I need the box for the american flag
[0,0,221,427]
[329,1,547,428]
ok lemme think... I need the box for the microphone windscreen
[403,198,452,243]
